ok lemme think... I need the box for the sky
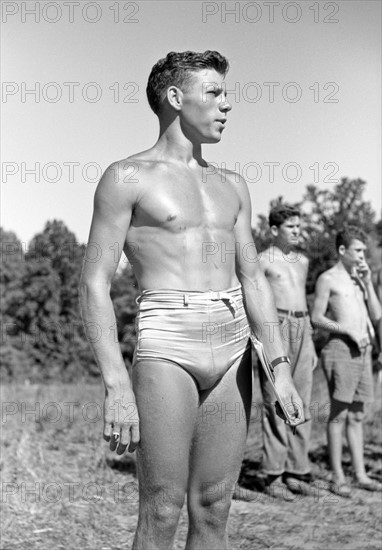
[1,0,381,246]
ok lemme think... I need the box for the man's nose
[220,97,232,112]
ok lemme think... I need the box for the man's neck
[272,241,296,255]
[156,121,204,165]
[337,259,354,276]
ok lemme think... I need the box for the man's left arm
[305,257,318,369]
[358,262,382,322]
[231,174,304,424]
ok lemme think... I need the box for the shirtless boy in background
[259,205,317,495]
[80,51,303,550]
[312,225,381,497]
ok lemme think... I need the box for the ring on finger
[112,432,120,442]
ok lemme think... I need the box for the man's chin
[203,134,222,144]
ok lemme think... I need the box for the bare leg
[327,399,348,483]
[346,403,370,483]
[132,360,199,550]
[186,351,252,550]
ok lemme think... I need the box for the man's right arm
[232,175,304,425]
[79,160,139,453]
[311,274,334,330]
[311,273,365,349]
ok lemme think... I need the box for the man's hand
[273,365,305,427]
[103,385,140,455]
[346,329,369,351]
[356,261,371,284]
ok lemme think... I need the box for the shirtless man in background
[80,51,303,549]
[312,225,381,497]
[259,205,317,496]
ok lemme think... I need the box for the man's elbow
[310,312,321,326]
[238,273,262,294]
[370,311,382,323]
[79,275,110,303]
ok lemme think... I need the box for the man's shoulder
[101,150,169,197]
[95,153,152,205]
[298,252,309,269]
[107,150,157,179]
[259,246,273,263]
[215,167,249,203]
[217,166,246,186]
[259,247,282,271]
[316,266,338,286]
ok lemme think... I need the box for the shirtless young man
[312,226,381,497]
[79,51,303,549]
[259,205,317,495]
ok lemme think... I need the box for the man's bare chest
[330,277,366,307]
[265,257,307,286]
[132,177,240,232]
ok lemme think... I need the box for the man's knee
[189,483,232,528]
[347,408,364,425]
[328,399,348,423]
[140,485,185,528]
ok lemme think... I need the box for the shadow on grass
[236,441,381,490]
[106,454,137,476]
[237,459,266,491]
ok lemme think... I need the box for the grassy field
[1,366,381,549]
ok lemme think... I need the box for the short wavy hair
[269,204,300,227]
[336,225,367,250]
[146,50,229,115]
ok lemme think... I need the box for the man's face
[179,69,232,144]
[273,216,301,246]
[341,238,367,267]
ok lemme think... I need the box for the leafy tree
[26,221,101,380]
[27,220,86,322]
[1,229,25,325]
[0,229,29,379]
[1,221,141,382]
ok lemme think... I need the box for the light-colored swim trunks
[133,285,250,390]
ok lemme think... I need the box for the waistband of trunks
[277,308,309,318]
[136,285,242,308]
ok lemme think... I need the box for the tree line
[1,178,381,382]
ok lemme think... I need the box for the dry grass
[1,366,381,549]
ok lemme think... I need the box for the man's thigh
[322,340,364,405]
[132,360,199,495]
[188,351,252,494]
[286,317,315,405]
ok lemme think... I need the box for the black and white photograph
[1,1,381,548]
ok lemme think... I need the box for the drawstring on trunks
[208,290,238,315]
[136,286,241,317]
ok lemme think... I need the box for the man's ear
[270,225,279,238]
[166,86,183,111]
[338,244,346,256]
